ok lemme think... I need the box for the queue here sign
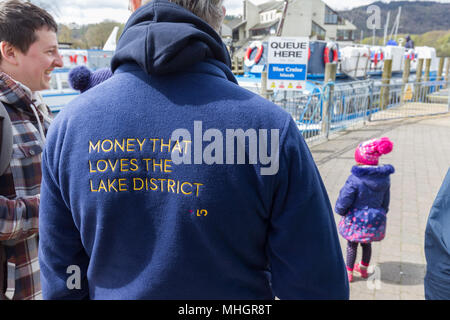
[267,37,309,91]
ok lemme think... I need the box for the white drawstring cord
[29,102,46,144]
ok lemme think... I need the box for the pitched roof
[225,17,245,29]
[257,1,284,13]
[250,19,280,31]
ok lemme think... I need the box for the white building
[229,0,357,47]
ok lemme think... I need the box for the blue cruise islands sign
[267,37,309,91]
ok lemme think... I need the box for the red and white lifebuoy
[364,47,371,58]
[405,49,415,61]
[373,49,384,67]
[244,41,263,68]
[324,42,338,64]
[69,55,77,64]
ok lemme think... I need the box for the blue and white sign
[268,64,307,80]
[267,37,309,91]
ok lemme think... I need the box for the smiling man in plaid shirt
[0,0,62,300]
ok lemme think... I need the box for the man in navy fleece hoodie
[38,0,349,300]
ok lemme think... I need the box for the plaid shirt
[0,72,52,300]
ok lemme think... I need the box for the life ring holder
[324,42,338,64]
[373,49,384,67]
[244,41,263,68]
[69,55,77,64]
[68,54,88,65]
[406,49,415,61]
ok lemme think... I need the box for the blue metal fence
[266,79,449,143]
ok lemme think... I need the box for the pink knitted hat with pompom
[355,137,393,165]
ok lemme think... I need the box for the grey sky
[34,0,450,25]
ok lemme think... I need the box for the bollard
[380,59,392,110]
[424,58,432,102]
[237,57,244,75]
[261,71,268,99]
[424,58,431,82]
[366,81,375,122]
[321,63,337,139]
[436,57,445,92]
[260,71,273,100]
[414,58,424,102]
[437,57,445,82]
[232,56,238,74]
[445,57,450,89]
[401,58,411,104]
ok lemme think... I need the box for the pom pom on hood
[69,66,113,93]
[68,66,91,92]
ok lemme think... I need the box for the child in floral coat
[335,137,395,282]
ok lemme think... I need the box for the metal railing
[330,80,372,132]
[369,80,449,121]
[263,79,449,144]
[270,87,326,142]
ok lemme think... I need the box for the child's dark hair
[0,0,58,62]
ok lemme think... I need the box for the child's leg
[355,243,372,279]
[360,242,372,267]
[346,241,358,282]
[346,241,358,270]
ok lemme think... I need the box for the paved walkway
[309,113,450,300]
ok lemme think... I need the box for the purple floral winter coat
[335,165,395,243]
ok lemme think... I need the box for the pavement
[309,112,450,300]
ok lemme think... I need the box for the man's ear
[0,41,19,66]
[130,0,142,12]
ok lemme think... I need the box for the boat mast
[383,11,390,45]
[389,7,402,42]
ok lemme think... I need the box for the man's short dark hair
[0,0,58,62]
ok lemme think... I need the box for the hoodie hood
[111,0,232,77]
[351,165,395,191]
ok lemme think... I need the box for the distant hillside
[339,1,450,35]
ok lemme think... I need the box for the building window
[232,29,240,42]
[251,28,268,37]
[324,6,338,24]
[311,21,326,40]
[325,5,346,25]
[251,22,280,37]
[337,30,355,41]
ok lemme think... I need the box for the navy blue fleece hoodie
[39,0,348,300]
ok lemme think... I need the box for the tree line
[57,21,125,49]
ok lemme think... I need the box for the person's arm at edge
[334,177,357,216]
[38,119,90,300]
[268,117,349,300]
[381,185,391,214]
[0,194,40,241]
